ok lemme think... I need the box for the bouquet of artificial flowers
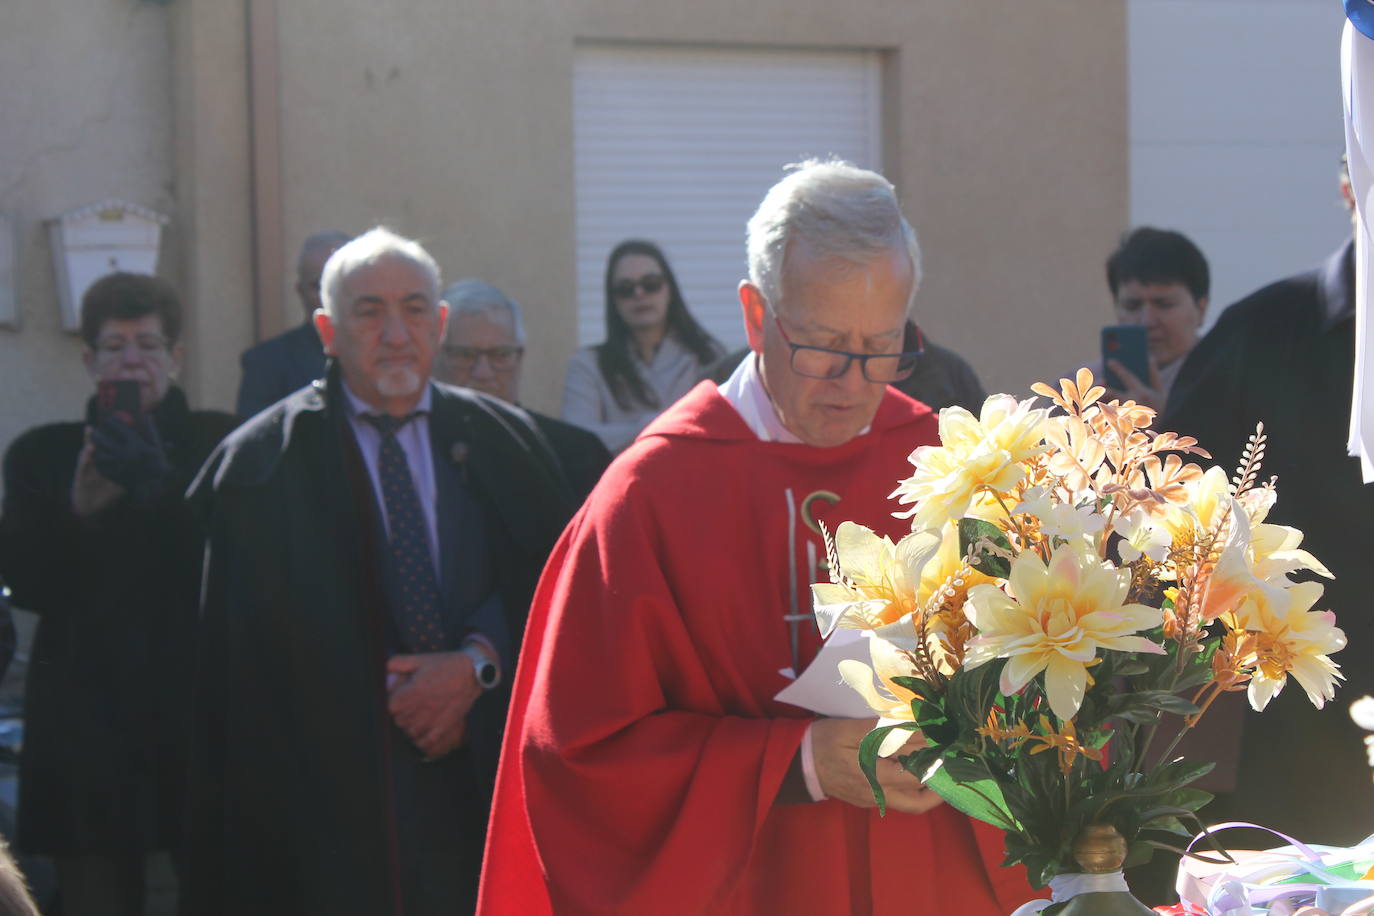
[813,370,1345,890]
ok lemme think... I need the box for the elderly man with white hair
[478,162,1031,915]
[185,228,573,916]
[436,279,610,501]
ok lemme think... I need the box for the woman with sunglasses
[562,239,722,452]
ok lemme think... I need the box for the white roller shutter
[574,44,882,349]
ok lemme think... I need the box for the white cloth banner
[1343,19,1374,481]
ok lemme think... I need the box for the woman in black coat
[0,274,235,916]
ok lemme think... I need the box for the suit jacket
[236,321,327,419]
[184,367,573,916]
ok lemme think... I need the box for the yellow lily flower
[811,522,940,636]
[890,394,1048,533]
[963,545,1165,720]
[1227,580,1346,712]
[838,636,927,756]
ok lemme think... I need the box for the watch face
[476,662,498,689]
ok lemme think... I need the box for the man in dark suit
[234,230,350,418]
[436,279,611,502]
[1163,233,1374,846]
[185,229,573,915]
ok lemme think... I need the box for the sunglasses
[611,273,666,300]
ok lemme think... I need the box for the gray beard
[376,368,422,399]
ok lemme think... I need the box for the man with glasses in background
[478,160,1031,915]
[0,273,235,915]
[435,279,609,502]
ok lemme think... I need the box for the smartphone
[95,379,142,426]
[1100,325,1149,391]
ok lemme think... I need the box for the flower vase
[1037,825,1155,916]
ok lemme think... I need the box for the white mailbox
[48,200,169,332]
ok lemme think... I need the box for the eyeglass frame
[440,344,525,369]
[90,333,173,360]
[767,310,924,383]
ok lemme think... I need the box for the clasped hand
[386,651,481,760]
[811,717,944,816]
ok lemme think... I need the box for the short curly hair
[79,272,182,348]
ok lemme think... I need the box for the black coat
[0,387,236,855]
[1163,240,1374,843]
[527,410,611,505]
[183,370,572,916]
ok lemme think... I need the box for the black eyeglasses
[442,345,524,369]
[611,273,666,300]
[771,313,923,383]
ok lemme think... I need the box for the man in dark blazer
[436,279,611,502]
[234,230,350,418]
[1163,232,1374,848]
[185,229,573,915]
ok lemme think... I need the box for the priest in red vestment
[478,161,1033,915]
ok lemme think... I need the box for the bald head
[295,231,351,319]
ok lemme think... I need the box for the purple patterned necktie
[362,412,445,652]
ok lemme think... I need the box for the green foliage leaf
[898,745,943,785]
[958,518,1014,578]
[925,756,1021,832]
[890,675,935,697]
[857,723,919,815]
[1124,838,1155,870]
[1145,757,1215,794]
[1107,690,1202,720]
[1112,659,1152,677]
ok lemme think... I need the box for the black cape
[183,369,572,915]
[1164,240,1374,844]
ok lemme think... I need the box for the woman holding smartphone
[0,273,236,916]
[562,240,722,453]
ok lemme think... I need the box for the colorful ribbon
[1177,822,1374,915]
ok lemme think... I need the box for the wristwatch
[460,643,500,690]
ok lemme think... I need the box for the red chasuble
[479,382,1032,915]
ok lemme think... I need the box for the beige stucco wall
[2,0,1125,447]
[0,0,180,455]
[265,0,1127,413]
